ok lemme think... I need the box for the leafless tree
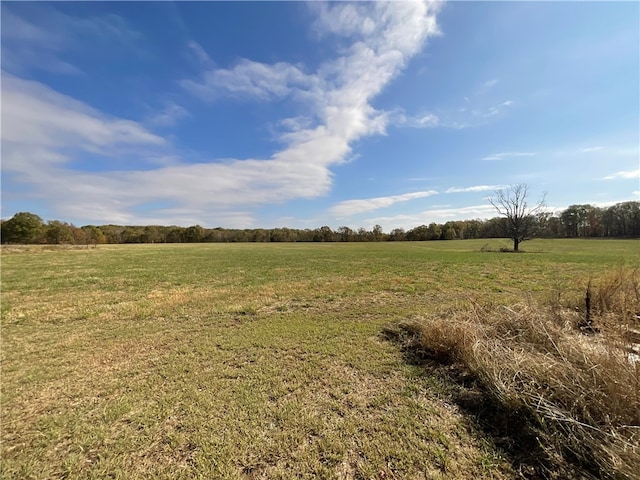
[488,183,547,252]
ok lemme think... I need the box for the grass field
[1,239,638,479]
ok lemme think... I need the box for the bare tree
[488,184,547,252]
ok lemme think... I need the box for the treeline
[1,202,638,245]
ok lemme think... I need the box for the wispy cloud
[603,169,640,180]
[1,4,143,75]
[414,204,498,221]
[445,185,507,193]
[2,74,164,167]
[146,102,190,128]
[406,112,441,128]
[549,144,639,158]
[182,59,315,102]
[483,78,498,88]
[330,184,506,217]
[183,1,442,140]
[367,204,498,230]
[1,6,80,75]
[3,2,443,226]
[330,190,438,217]
[2,73,181,224]
[391,110,441,128]
[408,176,438,182]
[398,98,515,131]
[1,72,335,223]
[186,41,215,69]
[477,100,513,118]
[482,151,536,161]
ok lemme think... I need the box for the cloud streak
[146,102,190,128]
[329,184,506,218]
[331,191,438,217]
[603,169,640,180]
[392,111,441,128]
[395,98,515,131]
[2,73,165,173]
[482,151,536,161]
[182,59,315,102]
[3,2,443,226]
[445,185,507,193]
[367,204,498,230]
[1,3,143,76]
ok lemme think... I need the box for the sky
[1,1,639,231]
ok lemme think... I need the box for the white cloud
[367,204,498,230]
[278,116,314,132]
[445,185,507,193]
[414,113,440,127]
[2,2,443,226]
[418,204,498,220]
[483,78,498,88]
[4,75,338,223]
[311,3,378,39]
[184,1,442,131]
[312,1,441,53]
[330,190,438,217]
[2,73,164,173]
[182,59,315,102]
[482,151,536,161]
[393,111,441,128]
[329,184,507,218]
[603,169,640,180]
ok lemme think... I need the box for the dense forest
[1,202,639,245]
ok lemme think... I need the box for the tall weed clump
[402,268,640,479]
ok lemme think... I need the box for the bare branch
[488,183,547,251]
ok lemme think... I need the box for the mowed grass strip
[2,240,638,479]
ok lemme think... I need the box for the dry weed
[398,268,640,479]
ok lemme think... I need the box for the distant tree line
[1,201,639,245]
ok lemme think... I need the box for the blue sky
[2,1,638,230]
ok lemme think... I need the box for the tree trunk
[513,237,519,252]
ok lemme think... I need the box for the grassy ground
[1,239,638,479]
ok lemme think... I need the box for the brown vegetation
[387,268,640,479]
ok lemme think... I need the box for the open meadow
[1,239,639,479]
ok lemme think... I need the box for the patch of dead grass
[389,267,640,479]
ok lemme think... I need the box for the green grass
[1,239,638,479]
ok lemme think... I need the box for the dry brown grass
[392,267,640,479]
